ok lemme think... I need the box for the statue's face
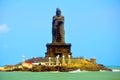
[56,11,61,16]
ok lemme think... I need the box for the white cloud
[0,24,9,34]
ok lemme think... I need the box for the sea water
[0,71,120,80]
[0,67,120,80]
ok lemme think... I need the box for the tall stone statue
[45,8,72,58]
[52,8,65,43]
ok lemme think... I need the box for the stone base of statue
[45,43,72,58]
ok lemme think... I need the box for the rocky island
[1,57,112,72]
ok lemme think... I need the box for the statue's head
[56,8,61,16]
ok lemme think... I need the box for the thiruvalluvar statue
[52,8,65,43]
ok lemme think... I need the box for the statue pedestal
[45,43,72,58]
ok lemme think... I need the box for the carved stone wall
[45,43,72,58]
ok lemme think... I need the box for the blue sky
[0,0,120,66]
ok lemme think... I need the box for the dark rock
[98,64,112,71]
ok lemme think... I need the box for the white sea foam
[99,70,108,72]
[112,69,120,72]
[50,71,59,73]
[69,69,81,73]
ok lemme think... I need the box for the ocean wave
[112,69,120,72]
[69,69,81,73]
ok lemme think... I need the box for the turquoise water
[0,71,120,80]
